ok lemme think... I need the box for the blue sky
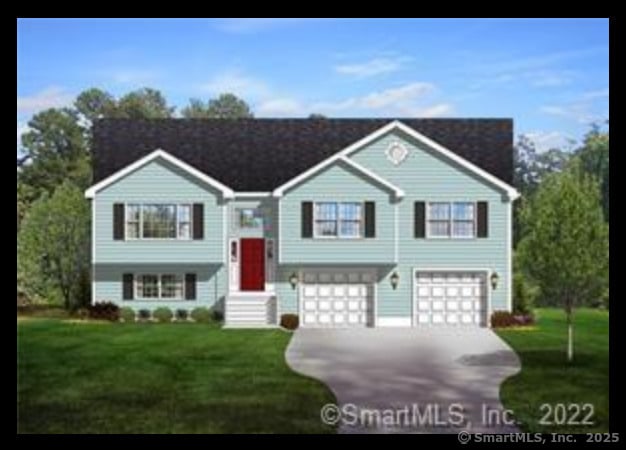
[17,18,608,151]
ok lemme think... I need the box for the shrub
[120,307,136,323]
[191,307,212,323]
[512,314,535,326]
[153,307,173,323]
[280,314,299,330]
[137,309,151,322]
[491,311,517,328]
[513,272,537,315]
[211,308,224,322]
[88,301,120,321]
[74,307,90,320]
[175,309,189,321]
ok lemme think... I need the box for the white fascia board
[339,156,405,197]
[85,149,235,199]
[234,192,272,198]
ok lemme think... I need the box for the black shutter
[301,202,313,238]
[113,203,124,240]
[122,273,134,300]
[364,202,376,238]
[414,202,426,238]
[185,273,196,300]
[477,202,488,238]
[193,203,204,240]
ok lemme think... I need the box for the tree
[18,108,90,204]
[182,93,253,119]
[75,88,116,123]
[517,168,608,362]
[18,182,91,310]
[116,88,174,118]
[513,135,571,246]
[574,125,609,221]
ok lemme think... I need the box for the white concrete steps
[225,294,277,327]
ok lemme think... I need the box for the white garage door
[414,271,487,326]
[300,270,375,327]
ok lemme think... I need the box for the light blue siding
[277,129,511,317]
[94,157,225,264]
[351,130,510,315]
[94,263,225,311]
[279,160,396,264]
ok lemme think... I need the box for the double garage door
[414,271,487,326]
[299,269,487,328]
[300,270,375,327]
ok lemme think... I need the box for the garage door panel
[301,270,374,328]
[414,271,486,327]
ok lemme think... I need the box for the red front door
[240,238,265,291]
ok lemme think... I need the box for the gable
[349,129,515,198]
[89,155,228,200]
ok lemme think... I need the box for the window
[161,274,183,298]
[177,205,191,239]
[314,202,362,238]
[137,274,159,298]
[427,203,450,237]
[427,202,475,238]
[452,203,475,238]
[238,208,264,229]
[126,204,141,239]
[136,274,183,300]
[125,204,192,240]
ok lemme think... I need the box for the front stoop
[224,294,278,327]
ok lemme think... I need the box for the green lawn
[496,308,609,433]
[17,318,335,434]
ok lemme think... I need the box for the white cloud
[309,82,451,117]
[529,71,573,87]
[540,104,604,125]
[525,131,576,152]
[256,98,303,115]
[335,57,409,78]
[17,121,29,147]
[17,86,73,114]
[199,71,270,99]
[581,88,609,100]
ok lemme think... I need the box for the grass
[17,319,335,434]
[496,308,609,433]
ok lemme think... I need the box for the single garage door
[301,270,375,327]
[414,271,487,326]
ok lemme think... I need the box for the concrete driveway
[286,328,521,434]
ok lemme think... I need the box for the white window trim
[125,203,193,241]
[425,201,478,240]
[312,201,364,239]
[134,273,186,301]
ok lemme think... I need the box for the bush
[513,272,537,315]
[74,307,90,320]
[175,309,189,321]
[137,309,151,322]
[88,301,120,321]
[491,310,534,328]
[120,307,136,323]
[153,307,173,323]
[211,308,224,322]
[491,311,517,328]
[191,307,212,323]
[280,314,299,330]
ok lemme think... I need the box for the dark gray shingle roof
[93,118,513,191]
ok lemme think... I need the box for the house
[85,118,519,327]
